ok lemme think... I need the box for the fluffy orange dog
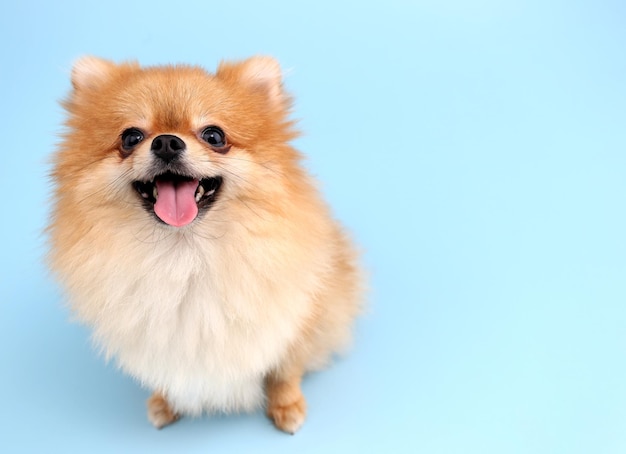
[48,56,362,433]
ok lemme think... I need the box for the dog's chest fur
[64,226,319,415]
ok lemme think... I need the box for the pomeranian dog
[48,56,362,433]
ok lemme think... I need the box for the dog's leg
[147,391,180,429]
[265,368,307,434]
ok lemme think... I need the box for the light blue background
[1,1,625,452]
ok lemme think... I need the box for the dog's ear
[216,56,286,108]
[71,56,117,91]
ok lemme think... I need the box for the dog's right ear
[71,56,116,91]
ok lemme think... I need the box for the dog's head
[55,56,299,229]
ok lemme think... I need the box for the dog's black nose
[151,135,186,163]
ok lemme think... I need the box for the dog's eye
[121,128,144,151]
[201,126,227,150]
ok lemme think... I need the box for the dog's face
[56,56,298,229]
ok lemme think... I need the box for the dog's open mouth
[133,173,223,227]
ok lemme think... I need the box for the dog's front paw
[147,392,180,429]
[267,395,306,435]
[267,393,307,435]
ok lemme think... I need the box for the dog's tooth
[153,186,158,199]
[206,189,215,197]
[195,185,205,202]
[141,192,149,199]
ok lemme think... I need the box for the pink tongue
[154,179,199,227]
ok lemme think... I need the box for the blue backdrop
[1,1,625,452]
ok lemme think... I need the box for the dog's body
[49,56,362,433]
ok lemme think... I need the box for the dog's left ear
[217,56,285,107]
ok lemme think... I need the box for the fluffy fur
[48,56,362,433]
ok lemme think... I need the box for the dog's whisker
[217,155,286,178]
